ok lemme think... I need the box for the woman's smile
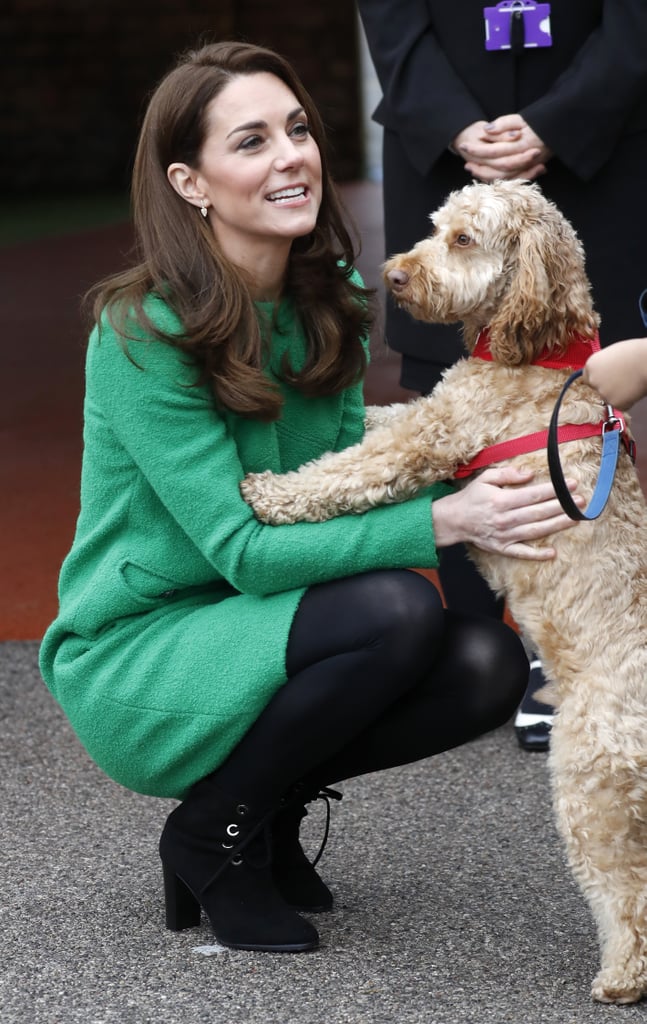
[265,184,310,205]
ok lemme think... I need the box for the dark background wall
[2,0,363,195]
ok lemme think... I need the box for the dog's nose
[386,267,409,290]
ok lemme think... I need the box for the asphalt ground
[3,641,643,1024]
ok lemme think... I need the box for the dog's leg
[550,722,647,1004]
[241,399,475,525]
[364,403,411,432]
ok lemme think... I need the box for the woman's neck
[250,281,284,303]
[227,240,290,303]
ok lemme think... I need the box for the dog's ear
[487,193,597,364]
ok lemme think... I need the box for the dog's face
[384,184,512,325]
[383,180,598,364]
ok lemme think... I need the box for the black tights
[213,570,528,810]
[438,543,504,619]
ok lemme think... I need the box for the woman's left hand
[431,466,583,559]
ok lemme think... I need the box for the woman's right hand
[431,466,584,560]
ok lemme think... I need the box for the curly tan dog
[241,180,647,1004]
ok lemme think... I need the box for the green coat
[39,291,451,798]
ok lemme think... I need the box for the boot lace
[310,787,342,868]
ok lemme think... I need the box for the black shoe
[272,787,341,913]
[159,778,319,952]
[514,658,554,752]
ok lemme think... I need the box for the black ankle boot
[159,776,319,952]
[272,787,341,913]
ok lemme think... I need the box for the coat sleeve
[521,0,647,180]
[333,271,371,452]
[357,0,486,175]
[335,376,367,451]
[90,314,449,597]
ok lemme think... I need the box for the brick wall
[2,1,362,194]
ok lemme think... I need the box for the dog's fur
[240,180,647,1004]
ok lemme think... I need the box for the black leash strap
[547,369,625,521]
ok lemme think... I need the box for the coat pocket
[120,560,188,600]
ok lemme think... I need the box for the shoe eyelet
[231,854,243,866]
[226,823,240,837]
[236,804,249,816]
[221,841,234,849]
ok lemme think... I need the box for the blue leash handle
[547,369,622,521]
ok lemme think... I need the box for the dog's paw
[591,967,647,1005]
[239,471,299,525]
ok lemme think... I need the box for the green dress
[39,291,452,798]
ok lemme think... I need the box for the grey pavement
[2,641,642,1024]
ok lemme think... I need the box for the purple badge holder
[484,1,552,51]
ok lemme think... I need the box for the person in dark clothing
[357,0,647,748]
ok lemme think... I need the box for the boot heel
[162,862,202,931]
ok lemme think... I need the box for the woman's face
[172,72,323,270]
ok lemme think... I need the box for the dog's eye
[455,234,473,247]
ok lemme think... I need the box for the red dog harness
[454,328,633,479]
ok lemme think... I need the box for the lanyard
[547,370,629,521]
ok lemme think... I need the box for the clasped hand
[452,114,552,182]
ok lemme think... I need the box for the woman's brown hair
[89,40,372,420]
